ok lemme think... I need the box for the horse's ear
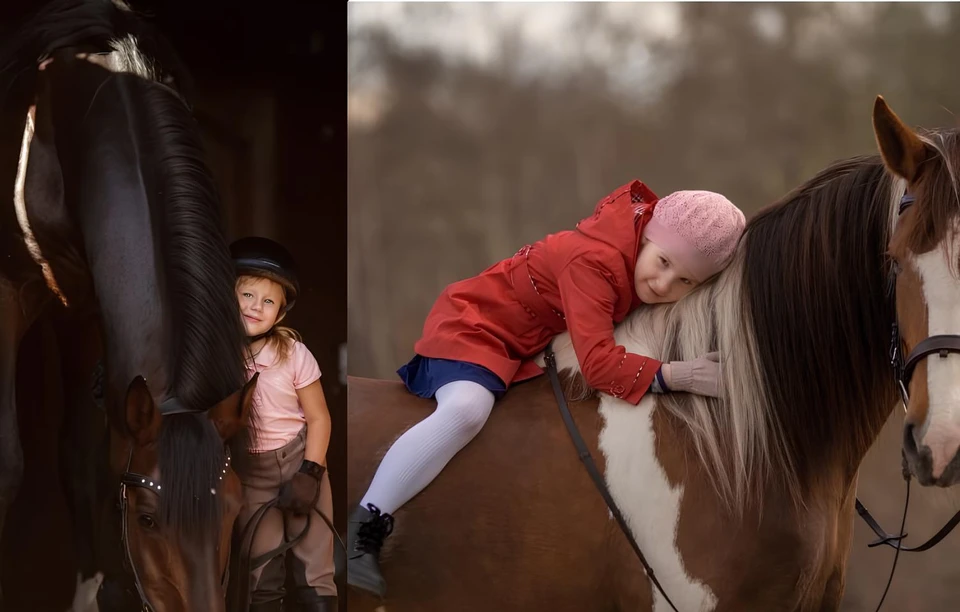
[873,96,932,183]
[209,373,258,442]
[125,376,160,446]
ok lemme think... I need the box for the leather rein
[543,344,680,612]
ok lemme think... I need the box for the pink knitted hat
[643,190,746,282]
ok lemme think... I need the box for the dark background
[0,1,347,609]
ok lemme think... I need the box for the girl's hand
[663,352,721,397]
[278,466,324,515]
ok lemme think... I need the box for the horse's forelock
[897,129,960,274]
[157,413,225,542]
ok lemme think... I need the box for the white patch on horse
[913,234,960,478]
[67,571,102,612]
[544,330,717,611]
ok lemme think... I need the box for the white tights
[359,380,495,515]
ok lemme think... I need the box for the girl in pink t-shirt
[230,236,336,612]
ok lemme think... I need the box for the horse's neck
[50,65,173,403]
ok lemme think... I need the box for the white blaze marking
[69,571,103,612]
[913,235,960,478]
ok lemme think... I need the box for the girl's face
[633,239,701,304]
[236,276,285,337]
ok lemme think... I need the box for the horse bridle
[118,402,348,612]
[851,191,960,611]
[888,192,960,407]
[116,397,231,612]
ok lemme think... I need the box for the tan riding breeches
[236,426,336,598]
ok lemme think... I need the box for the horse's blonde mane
[549,250,788,515]
[660,250,790,512]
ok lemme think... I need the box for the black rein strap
[227,498,346,612]
[544,342,680,612]
[856,490,960,553]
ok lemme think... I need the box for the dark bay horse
[0,1,256,609]
[348,97,960,611]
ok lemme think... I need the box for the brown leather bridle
[116,398,232,612]
[889,193,960,407]
[854,191,960,611]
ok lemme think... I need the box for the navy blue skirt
[397,355,507,400]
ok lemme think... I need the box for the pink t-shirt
[244,339,321,452]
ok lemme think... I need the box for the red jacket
[413,180,661,405]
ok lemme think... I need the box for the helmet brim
[236,265,299,310]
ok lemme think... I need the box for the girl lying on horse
[348,180,746,598]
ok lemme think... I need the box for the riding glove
[662,351,721,398]
[278,460,324,515]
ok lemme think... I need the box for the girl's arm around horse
[556,256,661,405]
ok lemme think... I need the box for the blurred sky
[344,2,890,125]
[348,3,681,65]
[347,2,951,126]
[348,3,686,124]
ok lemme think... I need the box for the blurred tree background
[348,4,960,609]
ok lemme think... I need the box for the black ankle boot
[249,598,284,612]
[346,504,394,598]
[288,589,337,612]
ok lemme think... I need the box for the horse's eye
[138,514,157,530]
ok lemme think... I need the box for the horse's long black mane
[744,154,900,494]
[142,75,249,532]
[2,0,247,535]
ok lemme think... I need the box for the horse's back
[347,375,628,611]
[347,376,434,501]
[347,375,580,501]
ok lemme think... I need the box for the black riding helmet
[230,236,300,314]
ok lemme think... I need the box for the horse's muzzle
[903,420,960,487]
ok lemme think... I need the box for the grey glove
[663,351,721,398]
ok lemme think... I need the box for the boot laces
[356,504,394,554]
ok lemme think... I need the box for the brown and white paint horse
[348,97,959,611]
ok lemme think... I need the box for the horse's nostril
[903,422,919,456]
